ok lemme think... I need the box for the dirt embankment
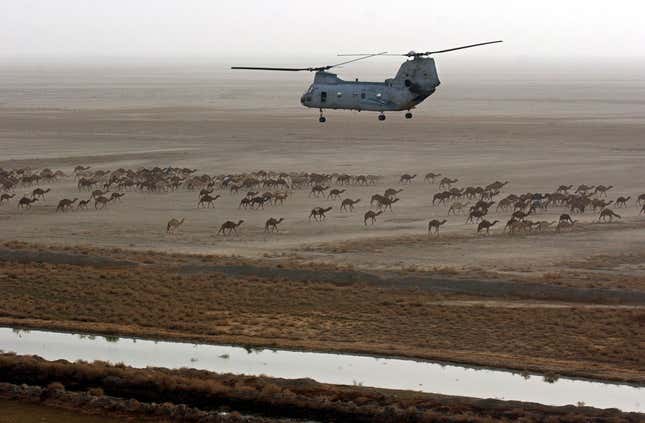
[0,354,641,423]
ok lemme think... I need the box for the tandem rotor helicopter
[232,40,502,122]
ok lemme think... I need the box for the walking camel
[218,220,244,235]
[309,206,333,221]
[327,189,346,200]
[56,198,78,212]
[18,196,38,209]
[448,202,469,215]
[166,218,185,234]
[439,177,458,189]
[424,172,442,183]
[615,196,630,208]
[594,185,613,197]
[31,188,51,199]
[340,198,360,212]
[384,188,403,199]
[198,194,221,208]
[109,192,125,202]
[598,208,621,222]
[477,219,499,234]
[264,217,284,232]
[363,210,383,225]
[0,193,15,204]
[556,185,573,194]
[309,185,329,197]
[427,219,447,235]
[376,197,399,211]
[77,198,91,210]
[399,174,417,184]
[94,195,112,209]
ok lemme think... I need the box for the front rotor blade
[231,66,311,72]
[425,40,503,55]
[326,52,387,69]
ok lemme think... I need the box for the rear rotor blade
[424,40,503,55]
[231,66,313,72]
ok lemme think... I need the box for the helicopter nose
[300,94,306,105]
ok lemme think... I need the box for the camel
[340,198,360,212]
[556,185,573,194]
[31,188,51,199]
[272,192,289,205]
[598,208,621,222]
[0,193,15,204]
[91,189,109,199]
[439,177,458,189]
[575,184,595,194]
[424,172,442,183]
[327,188,346,200]
[109,192,125,202]
[376,197,399,211]
[615,196,630,208]
[56,198,78,212]
[218,220,244,235]
[448,202,470,215]
[594,185,613,197]
[638,193,645,206]
[309,206,333,221]
[18,196,38,208]
[198,194,221,208]
[309,185,329,197]
[485,181,509,192]
[559,214,575,224]
[199,188,214,198]
[400,174,417,184]
[94,195,112,209]
[239,197,251,209]
[370,194,387,206]
[384,188,403,199]
[427,219,447,235]
[77,198,91,210]
[364,210,383,225]
[466,209,487,224]
[556,220,576,233]
[166,217,185,234]
[433,191,451,206]
[591,199,613,211]
[477,219,499,234]
[250,195,270,209]
[512,208,534,221]
[264,217,284,232]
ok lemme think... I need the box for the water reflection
[0,327,641,412]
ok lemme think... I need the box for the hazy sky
[3,1,645,63]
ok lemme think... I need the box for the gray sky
[3,0,644,63]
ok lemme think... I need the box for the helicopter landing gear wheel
[378,113,386,121]
[319,109,326,123]
[405,112,413,119]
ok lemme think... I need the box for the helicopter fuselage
[300,57,440,112]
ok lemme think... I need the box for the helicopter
[232,40,502,122]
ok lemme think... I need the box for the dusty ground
[1,65,644,391]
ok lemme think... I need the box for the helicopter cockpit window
[305,85,315,95]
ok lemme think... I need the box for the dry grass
[0,243,643,383]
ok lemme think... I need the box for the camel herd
[1,165,644,240]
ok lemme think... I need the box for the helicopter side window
[361,92,366,99]
[321,91,327,103]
